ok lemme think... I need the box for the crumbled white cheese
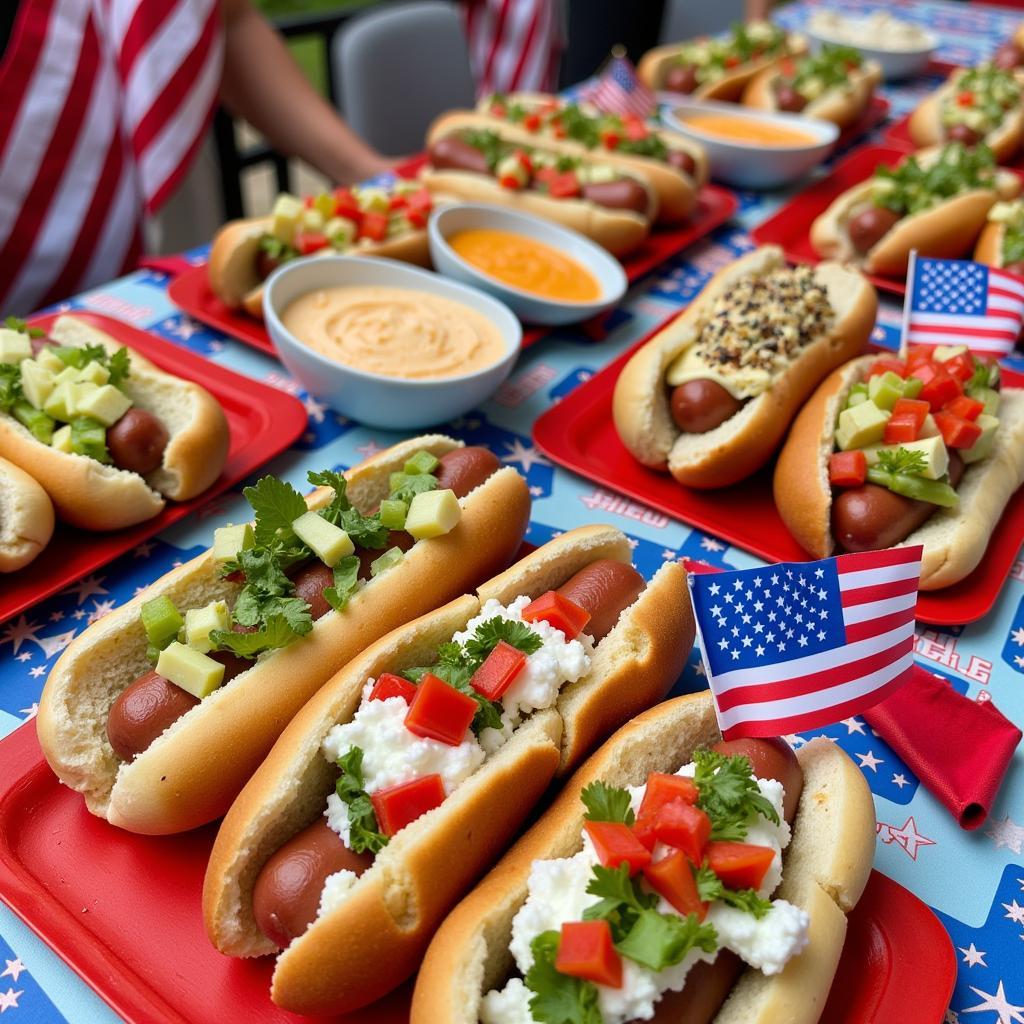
[705,899,809,975]
[323,792,352,847]
[316,868,358,919]
[480,979,535,1024]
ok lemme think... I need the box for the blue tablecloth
[3,2,1024,1021]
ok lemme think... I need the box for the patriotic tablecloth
[3,2,1024,1021]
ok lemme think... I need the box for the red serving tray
[168,186,739,355]
[836,94,892,150]
[884,110,1024,168]
[0,312,308,624]
[0,721,955,1024]
[533,328,1024,626]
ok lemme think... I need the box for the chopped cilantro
[0,364,23,413]
[693,749,780,842]
[875,447,928,476]
[209,614,304,657]
[4,316,43,338]
[694,864,773,919]
[335,747,388,854]
[581,781,635,826]
[462,617,543,664]
[322,554,361,612]
[243,475,309,548]
[524,931,603,1024]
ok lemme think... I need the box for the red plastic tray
[168,186,739,354]
[0,721,955,1024]
[0,312,309,624]
[533,328,1024,626]
[836,94,891,150]
[884,109,1024,168]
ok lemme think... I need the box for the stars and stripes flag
[901,252,1024,359]
[687,547,922,740]
[577,50,656,119]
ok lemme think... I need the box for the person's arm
[745,0,773,20]
[219,0,395,185]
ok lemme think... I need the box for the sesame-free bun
[0,456,54,572]
[36,436,530,834]
[742,60,882,128]
[0,316,229,530]
[202,525,696,1014]
[411,693,875,1024]
[612,246,877,488]
[774,356,1024,588]
[974,217,1008,267]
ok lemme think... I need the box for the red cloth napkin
[863,664,1021,830]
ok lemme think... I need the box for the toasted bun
[0,455,54,572]
[743,61,881,128]
[774,358,1024,588]
[36,437,530,834]
[974,219,1006,266]
[612,246,877,488]
[203,526,695,1014]
[411,694,874,1024]
[0,316,229,530]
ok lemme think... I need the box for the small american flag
[577,51,656,119]
[902,253,1024,359]
[688,548,922,740]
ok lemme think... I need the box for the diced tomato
[470,640,526,700]
[905,346,936,369]
[552,121,568,139]
[523,112,543,132]
[911,362,963,409]
[405,207,428,229]
[944,351,978,383]
[521,590,591,639]
[406,187,433,212]
[705,841,775,891]
[957,90,975,106]
[499,174,523,190]
[547,170,582,198]
[933,411,983,449]
[642,850,708,920]
[294,231,329,255]
[624,115,649,141]
[514,149,533,172]
[883,413,921,445]
[867,356,907,379]
[388,194,408,210]
[304,195,315,208]
[368,673,418,704]
[779,58,796,76]
[358,211,388,241]
[584,820,652,874]
[333,188,362,223]
[725,54,740,67]
[555,920,622,988]
[828,449,868,487]
[490,101,507,118]
[370,774,446,836]
[645,800,711,864]
[891,397,930,431]
[944,394,984,421]
[533,165,557,184]
[404,672,477,745]
[638,773,699,819]
[601,129,621,149]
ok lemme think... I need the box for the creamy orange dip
[682,113,817,147]
[281,286,507,379]
[449,229,601,302]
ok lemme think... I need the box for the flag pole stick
[900,249,917,358]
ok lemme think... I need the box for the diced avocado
[356,187,390,213]
[292,510,354,566]
[579,164,617,184]
[13,401,55,444]
[962,413,999,464]
[141,595,183,649]
[271,194,304,243]
[378,498,407,530]
[900,376,923,399]
[184,600,231,654]
[0,328,32,364]
[67,381,100,418]
[404,450,440,475]
[969,385,1000,417]
[75,361,110,386]
[868,371,904,411]
[74,383,132,426]
[405,488,461,539]
[213,523,255,563]
[846,383,869,408]
[835,400,890,451]
[932,344,968,363]
[42,381,75,421]
[919,413,939,438]
[370,546,404,577]
[35,347,65,374]
[875,436,949,480]
[50,424,73,453]
[313,192,336,219]
[155,641,225,699]
[301,207,325,232]
[324,216,357,248]
[19,359,55,409]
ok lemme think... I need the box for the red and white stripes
[463,0,560,97]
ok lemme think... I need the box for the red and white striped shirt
[463,0,561,97]
[0,0,223,314]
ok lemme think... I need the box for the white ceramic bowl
[428,203,628,325]
[661,99,839,190]
[263,255,521,429]
[804,21,937,81]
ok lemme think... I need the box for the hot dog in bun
[992,25,1024,71]
[612,246,877,489]
[774,347,1024,589]
[202,526,696,1014]
[811,142,1022,276]
[0,455,54,572]
[38,437,530,834]
[974,198,1024,275]
[412,692,875,1024]
[0,315,228,530]
[471,94,708,224]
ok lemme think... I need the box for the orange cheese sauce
[449,229,601,302]
[682,114,817,147]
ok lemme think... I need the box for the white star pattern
[133,541,155,558]
[1003,900,1024,925]
[963,981,1024,1024]
[0,616,43,654]
[1015,656,1024,670]
[700,537,724,552]
[857,750,883,772]
[356,440,383,458]
[662,549,677,560]
[878,816,935,860]
[960,944,987,968]
[48,611,63,622]
[87,599,117,624]
[987,815,1024,855]
[841,717,867,734]
[29,666,45,678]
[0,961,24,983]
[303,395,326,423]
[892,773,909,789]
[1012,627,1024,646]
[0,989,21,1013]
[15,653,30,663]
[64,574,109,605]
[502,438,550,473]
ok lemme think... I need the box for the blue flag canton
[691,561,847,676]
[912,258,988,315]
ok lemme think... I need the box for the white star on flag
[0,961,24,983]
[303,395,326,422]
[1012,627,1024,646]
[960,944,987,968]
[65,574,109,605]
[963,981,1024,1023]
[0,616,43,655]
[0,989,21,1013]
[502,438,550,473]
[841,717,867,734]
[892,773,909,789]
[857,750,883,772]
[1004,900,1024,925]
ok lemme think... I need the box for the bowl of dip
[662,99,839,189]
[806,11,937,81]
[428,203,628,325]
[263,255,521,429]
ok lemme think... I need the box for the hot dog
[613,247,877,489]
[0,315,228,531]
[421,116,654,257]
[469,94,709,224]
[202,526,697,1015]
[742,45,881,129]
[638,22,807,101]
[38,436,532,834]
[811,143,1022,276]
[410,692,875,1024]
[207,181,436,320]
[774,348,1024,589]
[0,454,54,572]
[974,198,1024,279]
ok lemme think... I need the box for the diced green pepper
[69,417,111,463]
[900,376,924,399]
[868,371,904,411]
[866,467,959,507]
[846,383,869,407]
[968,385,1000,417]
[13,400,54,444]
[378,499,407,530]
[370,546,405,577]
[141,595,184,649]
[404,450,440,475]
[961,413,999,464]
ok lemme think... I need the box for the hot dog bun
[0,316,229,530]
[411,692,875,1024]
[774,356,1024,588]
[0,455,54,572]
[37,436,530,834]
[742,60,882,128]
[612,246,877,488]
[974,219,1005,266]
[202,526,696,1014]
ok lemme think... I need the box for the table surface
[3,1,1024,1021]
